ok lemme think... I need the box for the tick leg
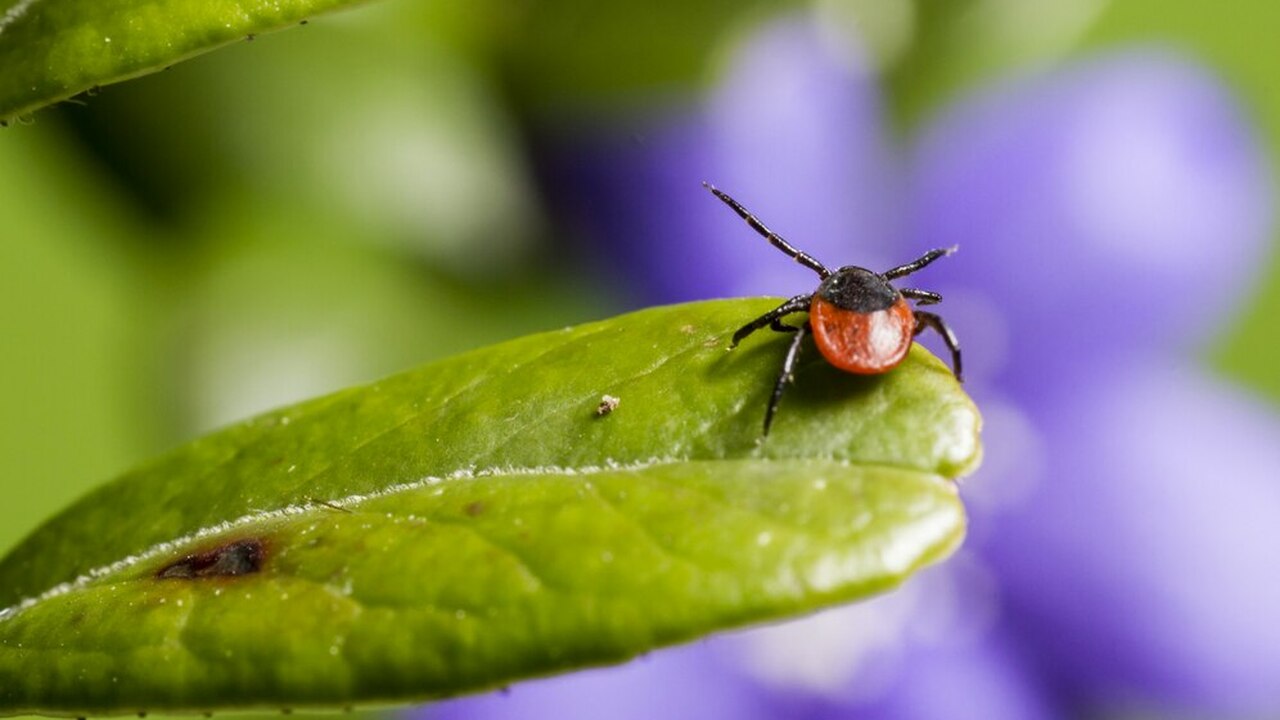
[732,294,811,347]
[764,322,810,436]
[704,182,831,279]
[914,310,963,382]
[883,246,957,280]
[900,288,942,305]
[770,319,800,333]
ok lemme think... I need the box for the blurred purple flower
[539,18,900,306]
[903,46,1280,715]
[908,53,1273,393]
[423,643,774,720]
[429,12,1277,720]
[985,358,1280,714]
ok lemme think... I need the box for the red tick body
[810,295,914,374]
[705,182,963,435]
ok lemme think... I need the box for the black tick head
[816,266,898,313]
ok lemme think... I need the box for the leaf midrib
[0,457,948,621]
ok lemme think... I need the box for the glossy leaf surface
[0,0,371,122]
[0,299,980,716]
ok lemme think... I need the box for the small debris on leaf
[595,394,621,417]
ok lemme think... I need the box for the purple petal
[907,51,1273,382]
[418,643,770,720]
[984,359,1280,714]
[844,632,1062,720]
[715,557,1061,720]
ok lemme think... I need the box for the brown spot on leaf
[158,538,265,579]
[464,501,486,517]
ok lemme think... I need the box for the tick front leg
[731,294,811,348]
[769,319,800,333]
[883,246,957,280]
[914,310,963,382]
[899,288,942,305]
[763,322,810,436]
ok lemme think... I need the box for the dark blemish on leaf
[464,501,486,517]
[246,34,256,41]
[158,538,265,579]
[595,394,620,417]
[300,19,309,25]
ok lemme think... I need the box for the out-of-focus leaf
[0,299,980,716]
[0,128,152,556]
[0,0,373,122]
[494,1,799,110]
[70,6,543,272]
[872,0,1109,128]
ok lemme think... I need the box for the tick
[705,182,962,435]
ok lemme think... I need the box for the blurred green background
[1,2,1278,715]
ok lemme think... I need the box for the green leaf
[0,298,980,716]
[0,0,372,123]
[0,127,154,560]
[492,1,796,111]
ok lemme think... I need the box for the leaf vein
[578,480,712,577]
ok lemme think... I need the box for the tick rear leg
[763,322,810,436]
[731,294,811,347]
[914,310,963,382]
